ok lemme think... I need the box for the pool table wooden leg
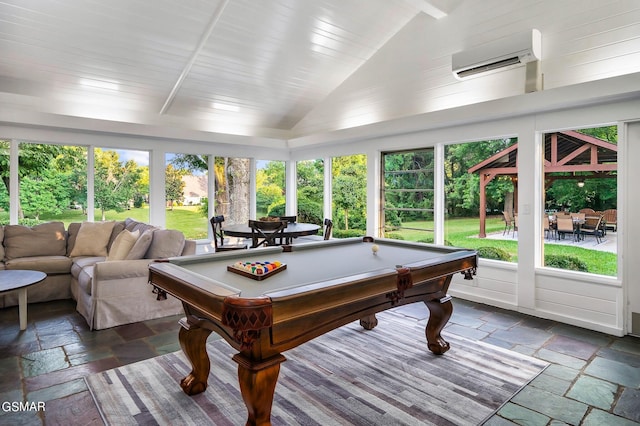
[359,314,378,330]
[233,353,286,426]
[424,295,453,355]
[178,324,213,395]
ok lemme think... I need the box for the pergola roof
[468,131,617,237]
[468,130,618,176]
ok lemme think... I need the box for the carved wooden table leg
[233,353,286,426]
[359,313,378,330]
[178,323,213,395]
[424,295,453,355]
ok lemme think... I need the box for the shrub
[477,246,511,261]
[416,237,453,246]
[333,229,366,238]
[544,254,589,272]
[385,233,404,240]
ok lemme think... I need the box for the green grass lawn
[34,205,210,240]
[390,216,617,277]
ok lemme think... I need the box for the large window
[165,153,209,240]
[256,160,285,218]
[332,154,367,238]
[296,159,324,225]
[444,138,518,261]
[3,141,88,225]
[542,126,617,277]
[94,148,148,223]
[382,149,434,242]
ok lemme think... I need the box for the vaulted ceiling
[1,0,639,143]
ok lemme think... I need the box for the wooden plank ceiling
[0,0,638,141]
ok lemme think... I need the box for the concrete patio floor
[483,229,618,253]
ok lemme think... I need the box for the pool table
[148,237,477,426]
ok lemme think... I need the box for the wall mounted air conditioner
[452,29,541,80]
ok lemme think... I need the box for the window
[382,150,434,242]
[542,126,617,277]
[296,159,324,225]
[16,142,87,225]
[445,138,518,262]
[165,153,209,240]
[256,160,285,218]
[332,154,367,238]
[94,148,148,223]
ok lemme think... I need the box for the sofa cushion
[6,255,72,274]
[66,222,81,255]
[76,265,95,296]
[126,229,154,260]
[146,229,186,259]
[107,221,126,251]
[71,256,104,278]
[70,221,116,257]
[4,222,67,260]
[107,229,139,261]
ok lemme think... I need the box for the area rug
[86,310,547,425]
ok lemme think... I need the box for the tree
[333,155,367,230]
[296,159,324,223]
[257,161,285,216]
[165,164,185,210]
[168,154,250,223]
[19,169,70,220]
[94,149,142,221]
[0,141,68,219]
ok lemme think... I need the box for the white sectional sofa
[0,218,195,329]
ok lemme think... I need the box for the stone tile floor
[0,298,638,425]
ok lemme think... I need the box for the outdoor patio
[483,229,617,253]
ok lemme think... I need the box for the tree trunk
[228,158,250,224]
[504,192,514,217]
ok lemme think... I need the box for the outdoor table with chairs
[546,211,608,244]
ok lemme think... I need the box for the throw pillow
[4,222,67,260]
[145,229,186,259]
[106,229,140,261]
[125,229,154,260]
[69,221,116,257]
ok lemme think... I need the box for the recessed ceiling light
[79,78,120,91]
[212,102,240,112]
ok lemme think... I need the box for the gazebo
[468,131,618,238]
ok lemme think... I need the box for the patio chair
[603,209,617,232]
[556,217,577,241]
[502,211,514,235]
[579,215,604,244]
[543,216,554,239]
[210,216,248,252]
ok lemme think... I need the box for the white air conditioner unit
[452,29,541,80]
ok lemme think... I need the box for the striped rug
[86,310,547,425]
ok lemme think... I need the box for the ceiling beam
[402,0,448,19]
[159,0,230,115]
